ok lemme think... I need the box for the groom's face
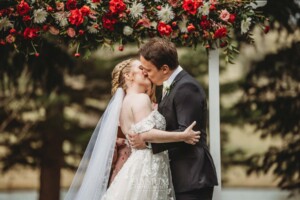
[140,56,165,86]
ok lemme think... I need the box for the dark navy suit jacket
[152,70,218,193]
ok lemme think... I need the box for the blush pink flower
[6,34,15,43]
[220,9,230,21]
[67,27,76,37]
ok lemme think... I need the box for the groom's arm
[151,82,206,154]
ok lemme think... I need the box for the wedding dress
[101,110,175,200]
[64,89,175,200]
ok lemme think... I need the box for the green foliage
[236,42,300,193]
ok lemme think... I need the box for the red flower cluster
[23,27,39,39]
[157,22,173,36]
[102,13,117,31]
[214,27,227,38]
[69,9,84,26]
[80,5,91,16]
[182,0,203,15]
[109,0,126,14]
[187,23,196,32]
[17,0,30,16]
[228,14,236,24]
[200,16,210,30]
[66,0,77,10]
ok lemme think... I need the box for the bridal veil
[64,88,125,200]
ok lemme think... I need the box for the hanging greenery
[0,0,267,62]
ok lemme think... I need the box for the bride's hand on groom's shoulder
[128,132,147,149]
[183,121,201,145]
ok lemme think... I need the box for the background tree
[0,38,135,200]
[231,0,300,195]
[237,41,300,193]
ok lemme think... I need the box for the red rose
[92,0,101,3]
[200,16,210,30]
[23,15,31,22]
[23,27,39,40]
[46,6,54,12]
[214,27,227,38]
[80,5,91,16]
[183,0,203,15]
[79,29,85,35]
[0,39,6,45]
[43,25,49,31]
[157,22,173,36]
[209,3,216,11]
[109,0,126,14]
[187,23,196,32]
[264,25,270,34]
[69,9,84,26]
[228,14,236,24]
[102,13,117,31]
[9,28,17,34]
[66,0,77,10]
[17,0,30,16]
[220,41,228,48]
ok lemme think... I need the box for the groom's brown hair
[139,38,179,70]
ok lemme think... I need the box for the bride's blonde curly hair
[111,59,133,95]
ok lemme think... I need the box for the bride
[64,59,200,200]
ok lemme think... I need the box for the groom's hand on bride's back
[128,133,147,149]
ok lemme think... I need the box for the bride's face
[130,60,151,89]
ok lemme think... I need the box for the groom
[129,38,218,200]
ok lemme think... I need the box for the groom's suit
[152,70,218,200]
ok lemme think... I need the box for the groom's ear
[161,65,170,74]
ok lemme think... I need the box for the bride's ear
[124,72,133,81]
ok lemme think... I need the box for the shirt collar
[163,66,183,87]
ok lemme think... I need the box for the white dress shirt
[162,66,183,99]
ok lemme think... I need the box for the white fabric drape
[64,88,124,200]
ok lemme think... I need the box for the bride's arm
[139,122,199,143]
[130,94,200,144]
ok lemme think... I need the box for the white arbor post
[209,48,222,200]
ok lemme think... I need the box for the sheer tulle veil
[64,88,125,200]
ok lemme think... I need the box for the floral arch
[0,0,267,199]
[1,0,266,61]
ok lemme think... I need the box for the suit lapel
[158,70,188,111]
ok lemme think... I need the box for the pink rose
[136,18,151,28]
[168,0,179,7]
[67,27,76,37]
[6,34,15,43]
[220,9,230,21]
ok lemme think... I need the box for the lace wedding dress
[101,110,175,200]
